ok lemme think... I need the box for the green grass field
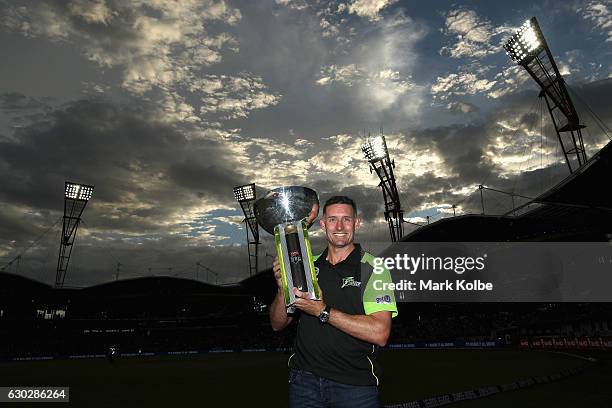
[0,349,609,407]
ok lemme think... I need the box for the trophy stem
[285,224,307,291]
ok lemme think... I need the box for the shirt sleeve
[362,263,398,318]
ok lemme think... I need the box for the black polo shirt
[289,244,397,386]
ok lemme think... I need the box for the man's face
[320,203,360,248]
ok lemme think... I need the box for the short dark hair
[323,196,357,216]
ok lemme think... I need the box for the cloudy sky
[0,0,610,286]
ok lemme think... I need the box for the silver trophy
[254,186,321,312]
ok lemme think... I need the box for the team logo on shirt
[314,267,320,277]
[341,277,361,288]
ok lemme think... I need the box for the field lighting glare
[504,18,543,64]
[362,135,388,161]
[233,183,256,202]
[65,182,94,201]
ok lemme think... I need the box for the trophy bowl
[254,186,319,235]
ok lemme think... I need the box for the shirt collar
[319,243,361,267]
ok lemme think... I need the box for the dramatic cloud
[0,92,48,111]
[194,74,281,120]
[431,71,496,100]
[446,101,479,114]
[433,7,529,107]
[0,0,277,127]
[274,0,309,11]
[347,0,398,21]
[579,1,612,42]
[316,64,418,110]
[440,8,516,58]
[313,10,427,122]
[486,65,532,99]
[0,98,249,232]
[432,62,533,102]
[2,1,241,90]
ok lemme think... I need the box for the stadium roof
[529,139,612,209]
[82,276,243,298]
[0,272,53,296]
[0,273,250,305]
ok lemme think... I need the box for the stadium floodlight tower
[504,17,587,173]
[55,181,94,288]
[233,183,259,277]
[362,134,404,242]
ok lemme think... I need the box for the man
[270,196,397,408]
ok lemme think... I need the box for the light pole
[504,17,587,173]
[362,134,404,241]
[56,181,94,288]
[233,183,260,277]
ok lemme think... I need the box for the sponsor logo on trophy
[254,186,321,312]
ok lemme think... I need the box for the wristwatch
[318,304,331,323]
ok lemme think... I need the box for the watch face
[319,311,329,323]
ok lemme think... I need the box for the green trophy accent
[275,229,291,306]
[302,221,320,299]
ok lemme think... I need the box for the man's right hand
[270,255,293,330]
[273,256,283,292]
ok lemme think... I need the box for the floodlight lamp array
[504,18,543,64]
[65,182,94,201]
[233,184,256,202]
[361,135,388,161]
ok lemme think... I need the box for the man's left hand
[305,202,319,228]
[293,288,325,317]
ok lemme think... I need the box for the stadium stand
[1,272,611,360]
